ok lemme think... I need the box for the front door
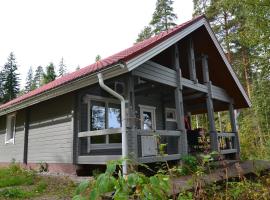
[139,105,157,157]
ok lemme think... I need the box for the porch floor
[171,160,270,195]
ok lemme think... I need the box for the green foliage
[136,26,153,43]
[73,160,171,200]
[0,164,35,188]
[58,57,67,77]
[178,191,193,200]
[193,0,270,161]
[136,0,177,42]
[150,0,177,34]
[2,52,20,102]
[95,55,101,62]
[43,62,57,84]
[33,65,44,88]
[0,187,33,199]
[179,155,198,175]
[25,66,36,93]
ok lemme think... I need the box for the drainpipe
[97,73,128,176]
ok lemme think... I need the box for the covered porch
[73,37,241,165]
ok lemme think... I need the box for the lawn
[0,164,77,199]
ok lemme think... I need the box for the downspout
[97,72,128,176]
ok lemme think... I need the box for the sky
[0,0,193,88]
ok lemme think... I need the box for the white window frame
[84,95,122,152]
[5,113,16,144]
[165,108,177,122]
[139,104,156,130]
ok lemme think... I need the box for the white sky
[0,0,193,88]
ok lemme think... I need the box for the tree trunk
[224,11,232,64]
[242,48,251,98]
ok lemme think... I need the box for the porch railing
[77,128,122,164]
[217,132,238,154]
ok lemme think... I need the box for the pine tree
[192,0,270,159]
[2,52,20,102]
[43,62,57,84]
[25,67,36,92]
[136,26,153,43]
[95,55,101,62]
[33,66,44,88]
[58,57,67,77]
[0,69,4,103]
[150,0,177,35]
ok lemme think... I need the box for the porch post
[174,44,188,155]
[126,74,138,161]
[202,54,218,151]
[229,101,240,157]
[23,108,30,164]
[187,38,198,83]
[72,92,80,164]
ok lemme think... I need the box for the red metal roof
[0,15,204,111]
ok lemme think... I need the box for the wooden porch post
[202,55,218,151]
[187,38,198,83]
[126,74,138,161]
[174,44,188,155]
[72,92,80,164]
[229,102,240,157]
[23,108,30,164]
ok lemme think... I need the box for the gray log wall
[0,110,25,162]
[27,93,74,164]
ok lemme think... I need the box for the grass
[0,164,35,188]
[0,164,77,199]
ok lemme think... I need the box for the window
[88,96,121,144]
[5,114,16,144]
[139,105,156,130]
[165,108,176,122]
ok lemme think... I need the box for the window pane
[91,135,106,144]
[109,133,122,143]
[91,101,105,131]
[143,111,152,130]
[108,103,121,128]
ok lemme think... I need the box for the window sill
[5,139,14,144]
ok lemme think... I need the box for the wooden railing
[217,132,238,154]
[77,128,122,164]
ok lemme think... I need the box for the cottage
[0,16,250,174]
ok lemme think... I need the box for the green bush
[179,155,198,175]
[73,160,171,200]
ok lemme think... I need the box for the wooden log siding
[229,102,240,157]
[173,44,187,155]
[27,94,74,164]
[202,55,218,151]
[133,61,231,103]
[0,111,25,163]
[187,38,198,83]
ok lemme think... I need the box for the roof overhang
[0,64,128,116]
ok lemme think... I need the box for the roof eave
[0,63,128,117]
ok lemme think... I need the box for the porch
[73,39,240,165]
